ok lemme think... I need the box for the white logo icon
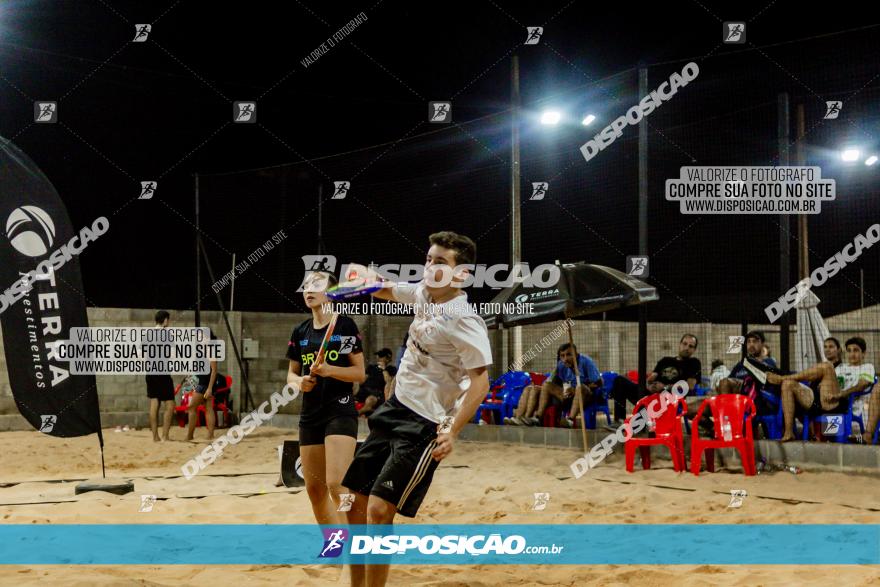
[234,101,256,123]
[525,27,543,45]
[133,24,151,42]
[338,336,356,354]
[337,493,355,512]
[824,101,842,119]
[7,206,56,257]
[139,494,157,512]
[382,480,394,490]
[532,492,550,510]
[530,182,548,200]
[332,181,350,200]
[35,102,58,123]
[626,256,649,277]
[727,336,745,354]
[139,181,157,200]
[338,395,351,405]
[727,489,747,508]
[295,456,304,479]
[297,255,338,292]
[514,294,529,303]
[823,415,842,435]
[438,416,455,434]
[39,414,57,433]
[723,22,745,43]
[429,101,451,123]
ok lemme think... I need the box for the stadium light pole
[194,173,201,328]
[795,104,808,282]
[510,55,522,369]
[778,93,790,372]
[637,67,648,392]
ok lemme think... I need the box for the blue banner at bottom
[0,525,877,565]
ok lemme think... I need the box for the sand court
[0,427,877,585]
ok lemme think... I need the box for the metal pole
[637,67,648,391]
[566,318,588,455]
[229,253,236,312]
[199,235,256,412]
[510,55,523,369]
[861,269,865,310]
[795,104,808,280]
[194,173,201,328]
[317,183,324,255]
[778,93,790,371]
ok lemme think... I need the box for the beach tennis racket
[312,313,339,369]
[326,264,384,300]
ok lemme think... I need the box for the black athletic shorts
[299,415,358,446]
[146,374,175,401]
[342,395,440,518]
[807,385,846,417]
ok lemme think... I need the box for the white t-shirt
[836,362,875,418]
[391,282,493,423]
[710,365,731,392]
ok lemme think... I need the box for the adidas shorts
[342,395,440,518]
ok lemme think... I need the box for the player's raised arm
[336,263,415,303]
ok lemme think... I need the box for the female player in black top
[286,271,366,524]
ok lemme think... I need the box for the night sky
[1,1,877,323]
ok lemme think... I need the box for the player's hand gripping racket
[312,313,339,369]
[326,264,384,300]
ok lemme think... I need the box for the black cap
[376,348,392,358]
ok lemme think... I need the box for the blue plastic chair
[752,387,812,440]
[850,376,877,436]
[473,371,532,424]
[578,371,615,429]
[804,376,877,442]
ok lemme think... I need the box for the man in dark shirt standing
[611,334,702,423]
[356,348,398,416]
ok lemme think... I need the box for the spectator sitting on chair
[505,348,563,426]
[356,348,397,417]
[611,334,701,423]
[503,385,534,425]
[718,331,775,395]
[764,336,874,442]
[836,337,874,440]
[709,331,777,429]
[504,382,542,426]
[535,343,601,429]
[709,359,731,393]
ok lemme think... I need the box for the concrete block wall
[1,305,878,430]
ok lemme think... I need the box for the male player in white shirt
[341,231,493,587]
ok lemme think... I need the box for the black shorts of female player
[342,396,440,518]
[299,414,359,446]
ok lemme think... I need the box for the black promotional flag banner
[0,136,103,437]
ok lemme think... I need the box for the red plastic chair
[174,375,232,428]
[542,405,558,427]
[624,393,687,472]
[690,394,757,476]
[529,372,549,386]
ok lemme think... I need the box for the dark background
[1,1,877,323]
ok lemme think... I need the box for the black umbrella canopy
[480,263,658,329]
